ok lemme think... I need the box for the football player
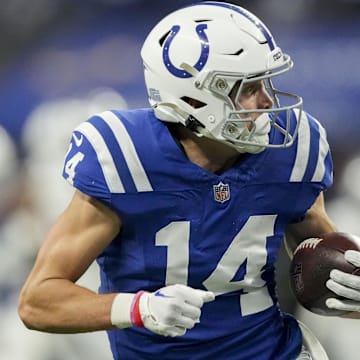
[18,2,356,359]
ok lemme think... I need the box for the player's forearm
[18,278,121,333]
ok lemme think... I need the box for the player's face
[230,79,274,130]
[239,80,273,110]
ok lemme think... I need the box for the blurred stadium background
[0,1,359,359]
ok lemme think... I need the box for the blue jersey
[62,108,333,360]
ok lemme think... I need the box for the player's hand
[326,250,360,312]
[137,284,215,337]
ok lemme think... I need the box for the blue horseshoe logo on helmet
[162,24,209,78]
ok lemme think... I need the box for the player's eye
[242,84,259,96]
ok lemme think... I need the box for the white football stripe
[76,122,125,193]
[311,122,329,182]
[99,111,153,192]
[290,109,311,182]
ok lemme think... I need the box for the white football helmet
[141,1,303,153]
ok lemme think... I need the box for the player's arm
[18,190,122,333]
[284,192,337,258]
[18,190,214,335]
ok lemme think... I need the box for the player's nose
[259,88,274,109]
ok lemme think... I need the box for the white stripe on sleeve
[76,122,125,193]
[311,121,329,182]
[290,110,311,182]
[99,111,153,192]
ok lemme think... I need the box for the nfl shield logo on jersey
[213,182,230,203]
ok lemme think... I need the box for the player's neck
[168,123,245,174]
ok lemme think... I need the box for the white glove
[326,250,360,312]
[137,284,215,337]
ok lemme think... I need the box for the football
[289,232,360,316]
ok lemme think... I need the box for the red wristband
[130,291,147,327]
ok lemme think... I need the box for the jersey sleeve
[289,109,333,190]
[62,114,123,205]
[62,110,154,207]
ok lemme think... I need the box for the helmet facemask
[219,66,303,153]
[163,60,303,154]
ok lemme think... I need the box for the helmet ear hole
[181,96,207,109]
